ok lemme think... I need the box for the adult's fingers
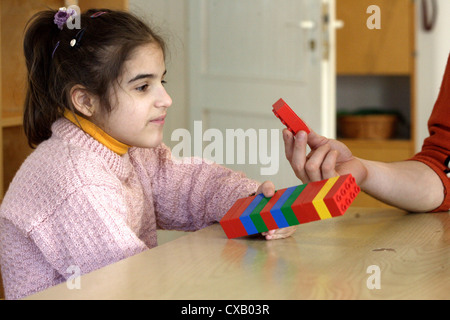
[304,143,331,181]
[287,130,309,182]
[307,129,329,150]
[321,149,339,180]
[282,129,295,162]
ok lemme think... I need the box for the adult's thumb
[307,129,329,149]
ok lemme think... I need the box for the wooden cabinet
[336,0,416,207]
[0,0,127,301]
[336,0,414,75]
[77,0,128,10]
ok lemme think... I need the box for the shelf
[339,138,413,147]
[336,0,413,75]
[338,139,414,162]
[1,111,22,128]
[338,139,414,207]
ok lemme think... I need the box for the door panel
[188,0,332,188]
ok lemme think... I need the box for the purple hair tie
[52,9,107,59]
[90,11,107,18]
[53,7,77,30]
[51,41,60,59]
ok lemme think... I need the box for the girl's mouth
[150,115,166,124]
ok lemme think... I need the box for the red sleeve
[410,53,450,212]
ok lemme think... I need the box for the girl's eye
[162,80,167,86]
[136,84,149,92]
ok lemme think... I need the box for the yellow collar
[64,110,130,156]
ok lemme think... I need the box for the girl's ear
[70,85,99,117]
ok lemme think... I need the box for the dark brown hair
[23,8,166,147]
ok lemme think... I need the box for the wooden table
[27,207,449,300]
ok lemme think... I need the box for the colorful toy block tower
[220,174,360,239]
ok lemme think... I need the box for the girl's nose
[155,86,172,109]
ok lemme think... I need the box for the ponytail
[23,10,62,147]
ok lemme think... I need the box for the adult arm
[283,129,445,213]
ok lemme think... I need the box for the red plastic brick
[220,197,251,239]
[323,174,361,217]
[259,189,288,230]
[220,198,245,239]
[231,196,257,238]
[272,98,310,135]
[291,180,326,223]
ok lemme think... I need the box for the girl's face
[92,43,172,149]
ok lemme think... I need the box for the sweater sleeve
[29,186,148,290]
[410,53,450,212]
[140,145,260,231]
[0,184,148,300]
[0,218,64,300]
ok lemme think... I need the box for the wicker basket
[338,114,397,140]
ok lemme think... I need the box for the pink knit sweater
[0,118,258,299]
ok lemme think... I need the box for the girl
[0,8,295,300]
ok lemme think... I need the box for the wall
[129,0,188,149]
[129,0,450,153]
[415,0,450,151]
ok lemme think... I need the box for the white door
[186,0,337,189]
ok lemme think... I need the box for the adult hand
[283,129,367,184]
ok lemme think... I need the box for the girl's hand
[255,181,297,240]
[255,180,276,198]
[283,129,367,184]
[261,226,297,240]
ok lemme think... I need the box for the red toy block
[291,180,327,223]
[272,98,310,135]
[231,196,257,238]
[220,198,243,239]
[323,174,361,217]
[220,197,251,239]
[258,189,288,230]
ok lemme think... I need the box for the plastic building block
[220,197,251,239]
[220,174,360,239]
[240,195,265,234]
[220,198,243,239]
[279,184,305,226]
[323,175,360,217]
[270,187,295,228]
[258,192,282,230]
[312,176,340,220]
[272,98,310,135]
[291,179,327,224]
[249,194,270,233]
